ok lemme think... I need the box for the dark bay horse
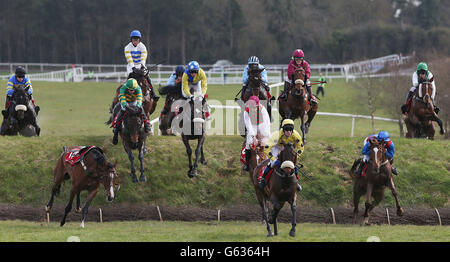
[175,96,207,178]
[45,146,119,228]
[278,68,318,144]
[404,79,444,139]
[0,85,40,136]
[107,64,158,133]
[350,137,403,225]
[112,104,147,183]
[238,67,273,136]
[158,83,182,135]
[252,142,299,237]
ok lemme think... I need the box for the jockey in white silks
[242,96,271,171]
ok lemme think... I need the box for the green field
[0,220,448,242]
[0,79,448,242]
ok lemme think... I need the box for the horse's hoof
[267,233,273,237]
[201,159,207,165]
[75,208,82,213]
[397,208,404,217]
[45,206,51,212]
[139,175,146,182]
[131,175,138,183]
[289,230,296,237]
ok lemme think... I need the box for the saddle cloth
[257,167,274,183]
[64,146,96,166]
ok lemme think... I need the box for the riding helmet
[130,30,142,39]
[15,66,26,78]
[248,56,259,65]
[282,119,295,131]
[416,62,428,75]
[377,131,390,142]
[187,61,200,74]
[292,49,304,59]
[125,78,139,89]
[175,65,185,77]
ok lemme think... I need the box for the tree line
[1,0,449,65]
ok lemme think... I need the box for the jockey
[240,56,270,101]
[124,30,159,101]
[160,65,185,115]
[182,61,211,120]
[401,62,438,115]
[4,66,40,135]
[355,131,398,176]
[280,49,316,105]
[112,78,150,145]
[242,96,271,171]
[259,119,304,192]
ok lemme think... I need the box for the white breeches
[182,82,202,98]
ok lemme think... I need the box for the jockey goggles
[283,125,294,132]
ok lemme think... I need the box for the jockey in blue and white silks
[240,56,270,101]
[356,131,398,176]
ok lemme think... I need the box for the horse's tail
[350,158,361,179]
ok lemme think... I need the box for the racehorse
[238,67,273,136]
[404,79,444,139]
[0,85,40,136]
[177,96,207,178]
[158,84,182,135]
[350,137,403,225]
[252,141,299,237]
[278,68,318,144]
[107,64,158,132]
[111,104,148,183]
[45,146,119,228]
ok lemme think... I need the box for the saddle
[257,167,274,183]
[64,146,98,166]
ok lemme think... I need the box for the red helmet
[248,96,260,105]
[292,49,304,58]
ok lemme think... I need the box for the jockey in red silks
[279,49,316,105]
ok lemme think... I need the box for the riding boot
[389,158,398,176]
[141,110,151,133]
[146,76,159,101]
[112,109,125,145]
[243,149,251,171]
[356,161,365,176]
[401,91,414,114]
[279,82,290,101]
[307,85,317,105]
[258,163,272,189]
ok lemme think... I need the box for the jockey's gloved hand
[297,150,302,154]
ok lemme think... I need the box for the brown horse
[45,146,119,228]
[350,137,403,225]
[112,104,147,183]
[252,141,299,237]
[404,79,444,139]
[107,65,158,132]
[278,68,318,144]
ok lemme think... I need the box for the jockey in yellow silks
[181,61,211,120]
[260,119,304,192]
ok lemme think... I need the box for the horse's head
[135,65,150,95]
[123,104,143,148]
[293,68,306,97]
[278,141,299,166]
[368,137,386,173]
[12,85,30,120]
[100,161,119,202]
[248,67,263,95]
[419,80,434,108]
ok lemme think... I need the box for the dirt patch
[0,203,448,225]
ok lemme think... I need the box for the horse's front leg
[75,193,82,213]
[80,188,99,228]
[123,143,137,183]
[352,187,362,224]
[300,113,307,144]
[61,189,76,227]
[388,176,403,217]
[269,199,283,236]
[362,183,373,226]
[138,144,146,182]
[200,137,207,165]
[289,200,297,237]
[182,135,193,177]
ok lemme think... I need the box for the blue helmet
[175,65,185,76]
[248,56,259,65]
[187,61,200,73]
[377,131,390,142]
[130,30,142,39]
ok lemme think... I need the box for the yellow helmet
[125,78,139,89]
[281,119,294,127]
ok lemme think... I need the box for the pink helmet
[292,49,304,58]
[248,96,260,105]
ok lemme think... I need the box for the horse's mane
[90,147,107,167]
